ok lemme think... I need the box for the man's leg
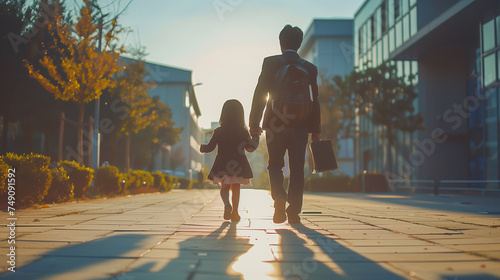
[266,130,287,223]
[286,129,309,222]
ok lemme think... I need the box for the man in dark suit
[249,25,321,223]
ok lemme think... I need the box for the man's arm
[249,58,272,135]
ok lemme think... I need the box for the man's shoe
[273,199,287,223]
[223,203,232,220]
[288,214,301,224]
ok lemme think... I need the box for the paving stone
[1,189,499,280]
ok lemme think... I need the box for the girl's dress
[200,126,255,185]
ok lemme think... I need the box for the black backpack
[272,57,313,126]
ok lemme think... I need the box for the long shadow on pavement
[276,224,408,280]
[125,221,252,279]
[0,234,152,280]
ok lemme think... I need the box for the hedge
[58,161,94,198]
[129,170,154,192]
[1,153,52,208]
[0,158,8,194]
[94,165,121,195]
[45,167,74,203]
[152,170,168,192]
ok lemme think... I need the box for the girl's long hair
[219,99,246,129]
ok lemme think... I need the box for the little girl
[200,99,258,222]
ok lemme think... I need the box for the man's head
[279,25,303,52]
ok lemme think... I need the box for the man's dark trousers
[266,127,308,216]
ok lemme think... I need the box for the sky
[106,0,365,128]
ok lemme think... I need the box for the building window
[389,27,395,52]
[388,0,394,27]
[410,7,417,36]
[185,91,190,108]
[358,29,363,55]
[410,0,417,7]
[402,0,409,15]
[403,14,410,42]
[376,7,382,40]
[394,0,401,20]
[377,40,383,66]
[383,34,389,61]
[483,19,495,52]
[395,20,402,48]
[496,15,500,47]
[371,15,376,43]
[381,0,388,33]
[484,53,496,86]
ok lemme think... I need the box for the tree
[318,72,357,152]
[111,52,157,171]
[0,0,27,154]
[353,62,425,173]
[25,0,125,165]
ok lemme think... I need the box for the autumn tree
[25,0,125,165]
[352,62,425,173]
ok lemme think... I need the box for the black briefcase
[310,140,338,173]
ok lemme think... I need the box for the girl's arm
[200,129,218,153]
[244,134,259,153]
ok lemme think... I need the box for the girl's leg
[230,184,241,221]
[221,184,232,220]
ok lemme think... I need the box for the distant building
[354,0,499,187]
[299,19,356,176]
[120,57,203,178]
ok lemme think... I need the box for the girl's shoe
[223,203,232,220]
[231,212,241,222]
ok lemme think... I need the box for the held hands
[245,135,260,153]
[250,126,262,136]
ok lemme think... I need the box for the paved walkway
[1,189,500,280]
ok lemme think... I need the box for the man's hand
[311,133,321,142]
[250,126,262,136]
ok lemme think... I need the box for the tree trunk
[1,115,9,154]
[77,102,85,165]
[125,134,131,172]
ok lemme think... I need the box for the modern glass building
[354,0,499,187]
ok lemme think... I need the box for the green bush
[94,165,121,195]
[152,171,168,191]
[58,161,94,198]
[1,153,52,208]
[129,170,154,191]
[119,172,135,194]
[177,177,193,189]
[0,158,9,194]
[307,174,353,192]
[163,174,177,191]
[45,167,74,203]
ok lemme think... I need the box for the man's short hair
[279,25,303,51]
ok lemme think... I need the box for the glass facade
[479,16,500,188]
[355,0,419,175]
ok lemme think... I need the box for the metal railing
[390,179,500,195]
